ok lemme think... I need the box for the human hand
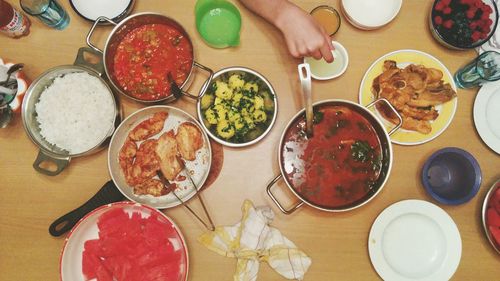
[274,2,334,62]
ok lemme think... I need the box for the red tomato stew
[112,23,193,101]
[281,104,388,209]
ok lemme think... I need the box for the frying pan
[50,106,212,236]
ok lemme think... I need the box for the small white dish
[303,41,348,80]
[70,0,134,23]
[368,200,461,281]
[341,0,402,30]
[474,80,500,154]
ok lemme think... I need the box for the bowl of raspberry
[430,0,499,50]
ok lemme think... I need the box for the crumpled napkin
[198,200,312,281]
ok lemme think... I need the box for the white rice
[35,72,115,154]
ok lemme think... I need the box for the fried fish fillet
[118,139,137,185]
[371,60,456,134]
[128,111,168,141]
[175,122,203,161]
[155,130,182,181]
[133,178,169,197]
[128,139,160,185]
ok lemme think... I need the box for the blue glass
[20,0,69,30]
[454,51,500,89]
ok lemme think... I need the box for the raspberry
[443,7,452,14]
[434,16,443,25]
[467,10,476,19]
[442,0,451,5]
[443,19,454,29]
[471,30,482,41]
[435,1,445,11]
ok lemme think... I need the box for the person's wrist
[273,0,295,31]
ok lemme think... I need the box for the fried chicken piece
[401,116,432,134]
[128,139,160,185]
[128,111,168,141]
[175,122,204,161]
[406,84,456,107]
[133,178,170,197]
[118,139,137,185]
[155,130,182,181]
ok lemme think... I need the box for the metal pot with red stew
[267,99,402,214]
[86,13,213,103]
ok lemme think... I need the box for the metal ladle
[298,63,314,137]
[0,63,24,87]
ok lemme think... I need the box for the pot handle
[266,174,304,215]
[367,98,403,136]
[86,16,118,54]
[73,47,105,76]
[48,181,125,237]
[33,150,70,176]
[182,61,214,100]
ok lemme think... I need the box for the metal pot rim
[277,99,393,212]
[196,66,279,147]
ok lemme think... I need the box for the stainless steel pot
[86,12,214,103]
[267,99,401,214]
[22,47,121,176]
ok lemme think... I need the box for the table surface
[1,0,499,280]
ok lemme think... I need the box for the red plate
[59,201,189,281]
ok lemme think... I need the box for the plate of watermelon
[482,179,500,254]
[60,201,189,281]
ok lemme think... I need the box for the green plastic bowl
[195,0,241,48]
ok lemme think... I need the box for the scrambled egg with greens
[200,71,275,143]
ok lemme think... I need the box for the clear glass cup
[454,51,500,89]
[20,0,69,30]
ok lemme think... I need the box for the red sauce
[281,104,383,209]
[113,23,193,101]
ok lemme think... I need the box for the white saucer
[368,200,461,281]
[474,81,500,154]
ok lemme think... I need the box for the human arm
[239,0,334,62]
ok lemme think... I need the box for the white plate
[60,202,189,281]
[474,81,500,154]
[368,200,461,281]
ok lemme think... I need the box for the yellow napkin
[198,200,312,281]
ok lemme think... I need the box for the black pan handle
[49,180,125,237]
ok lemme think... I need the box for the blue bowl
[421,147,482,205]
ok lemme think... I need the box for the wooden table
[1,1,499,280]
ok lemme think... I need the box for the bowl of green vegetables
[197,66,277,147]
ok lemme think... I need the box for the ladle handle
[298,63,314,137]
[48,181,124,237]
[86,16,118,54]
[33,150,70,176]
[183,61,214,100]
[266,174,304,215]
[367,98,403,136]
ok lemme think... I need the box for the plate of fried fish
[359,49,458,145]
[108,106,211,209]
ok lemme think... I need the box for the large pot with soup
[86,12,213,103]
[267,99,401,214]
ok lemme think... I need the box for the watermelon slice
[488,225,500,247]
[82,208,185,281]
[486,207,500,228]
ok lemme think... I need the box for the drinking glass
[454,51,500,88]
[20,0,69,30]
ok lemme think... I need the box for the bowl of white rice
[22,65,119,176]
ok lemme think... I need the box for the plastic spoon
[298,63,314,137]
